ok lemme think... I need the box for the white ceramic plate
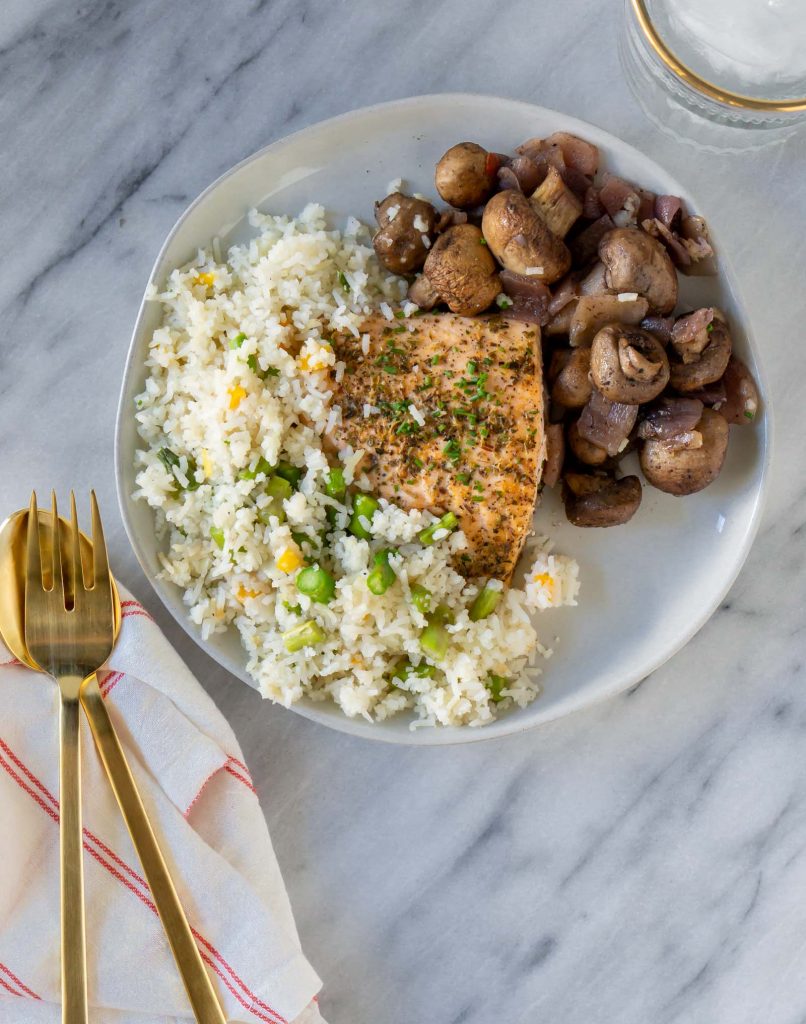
[116,94,771,745]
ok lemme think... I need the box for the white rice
[132,204,579,728]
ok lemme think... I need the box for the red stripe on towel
[0,961,40,1000]
[0,737,288,1024]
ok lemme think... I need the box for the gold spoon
[0,508,122,666]
[0,508,227,1023]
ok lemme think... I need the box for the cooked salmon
[330,312,545,582]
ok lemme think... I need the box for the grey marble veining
[2,1,805,1021]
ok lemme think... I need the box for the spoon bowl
[0,508,121,667]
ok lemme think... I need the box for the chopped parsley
[338,271,350,291]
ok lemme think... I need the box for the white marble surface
[1,1,804,1021]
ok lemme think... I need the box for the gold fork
[25,492,111,1023]
[26,492,227,1024]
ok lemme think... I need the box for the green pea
[296,565,336,604]
[282,619,327,653]
[349,493,380,540]
[238,456,272,480]
[418,511,458,546]
[274,461,303,488]
[468,584,502,622]
[409,584,432,614]
[325,467,346,500]
[228,332,246,350]
[486,674,508,703]
[210,525,225,550]
[367,549,396,595]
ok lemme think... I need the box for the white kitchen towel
[0,585,325,1024]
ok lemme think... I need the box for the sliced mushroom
[415,223,500,316]
[543,423,565,488]
[568,419,608,466]
[373,193,438,274]
[569,294,649,347]
[590,325,669,404]
[481,189,571,285]
[435,142,498,209]
[720,355,760,425]
[545,301,577,336]
[598,227,678,315]
[669,309,732,392]
[551,347,592,408]
[640,408,729,495]
[531,166,583,238]
[562,472,642,527]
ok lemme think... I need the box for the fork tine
[69,491,84,606]
[50,491,66,608]
[26,492,42,588]
[89,491,110,590]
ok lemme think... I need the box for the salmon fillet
[331,312,545,582]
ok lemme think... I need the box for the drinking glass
[620,0,806,150]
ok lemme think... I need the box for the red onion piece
[499,298,551,325]
[578,390,638,457]
[685,381,727,407]
[640,316,675,344]
[571,214,615,266]
[545,132,600,177]
[720,356,760,424]
[642,217,692,267]
[654,194,683,229]
[500,269,552,302]
[583,186,603,220]
[637,188,656,223]
[497,166,522,192]
[436,209,468,232]
[599,175,639,219]
[499,270,551,324]
[548,274,581,315]
[508,155,542,194]
[672,308,715,346]
[637,397,704,441]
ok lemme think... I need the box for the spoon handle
[59,688,88,1024]
[80,674,227,1024]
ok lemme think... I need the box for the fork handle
[80,675,227,1024]
[59,690,88,1024]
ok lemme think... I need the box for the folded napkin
[0,585,325,1024]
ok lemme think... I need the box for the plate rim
[115,91,774,746]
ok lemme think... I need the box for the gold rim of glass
[631,0,806,113]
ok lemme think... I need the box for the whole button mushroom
[373,192,438,275]
[482,189,571,285]
[409,223,501,316]
[435,142,499,209]
[598,227,679,315]
[562,472,642,527]
[640,408,729,495]
[590,325,670,404]
[668,308,732,393]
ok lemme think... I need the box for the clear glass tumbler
[620,0,806,150]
